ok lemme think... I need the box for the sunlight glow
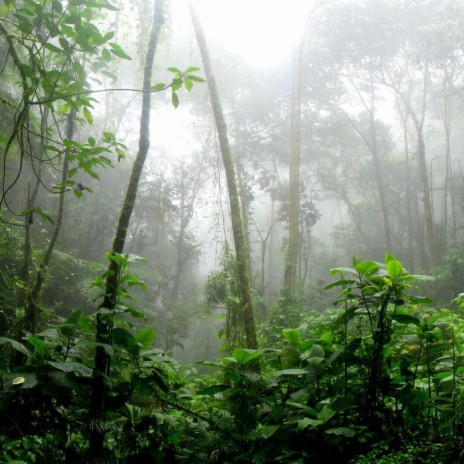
[190,0,313,67]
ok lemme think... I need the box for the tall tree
[283,40,303,302]
[188,1,258,350]
[89,0,165,458]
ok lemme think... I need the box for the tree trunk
[188,1,258,350]
[283,43,303,303]
[88,1,165,459]
[385,67,435,269]
[346,70,392,252]
[22,110,74,334]
[398,102,415,272]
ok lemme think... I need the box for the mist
[1,1,464,461]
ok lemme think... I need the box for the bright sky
[182,0,313,67]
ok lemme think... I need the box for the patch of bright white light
[189,0,313,67]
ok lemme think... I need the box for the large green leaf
[329,267,358,276]
[232,348,261,364]
[309,344,325,358]
[392,314,421,326]
[297,418,322,430]
[48,361,93,377]
[113,327,139,355]
[0,337,31,357]
[387,259,403,278]
[3,372,38,390]
[282,328,301,346]
[135,328,155,350]
[58,309,82,338]
[355,260,379,276]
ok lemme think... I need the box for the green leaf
[328,338,362,365]
[167,67,181,74]
[385,253,398,263]
[102,48,112,61]
[0,337,31,357]
[184,78,193,92]
[83,107,93,124]
[252,425,280,439]
[392,314,421,326]
[171,78,183,92]
[187,75,205,83]
[387,259,403,278]
[324,279,355,290]
[3,372,37,390]
[186,66,200,72]
[58,309,82,338]
[282,328,301,346]
[109,42,131,60]
[317,407,336,423]
[32,207,54,224]
[87,136,96,146]
[103,2,119,11]
[298,418,322,430]
[329,267,358,276]
[79,340,114,356]
[103,31,115,42]
[48,361,93,377]
[280,346,300,369]
[309,344,324,358]
[355,260,379,276]
[135,328,155,350]
[27,336,46,357]
[113,327,139,355]
[151,82,166,91]
[126,253,147,263]
[52,0,63,12]
[171,92,179,108]
[44,43,62,53]
[232,348,261,364]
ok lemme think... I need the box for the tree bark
[188,1,258,350]
[283,44,302,302]
[88,1,165,459]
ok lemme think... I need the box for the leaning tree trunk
[88,0,165,459]
[188,1,258,350]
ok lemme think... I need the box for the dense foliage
[2,0,464,462]
[2,252,464,463]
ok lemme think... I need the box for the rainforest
[1,0,464,462]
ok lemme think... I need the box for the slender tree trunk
[89,1,165,459]
[440,73,454,258]
[368,74,392,252]
[396,95,415,271]
[21,110,74,335]
[388,68,435,269]
[283,44,303,303]
[346,71,392,252]
[189,1,258,350]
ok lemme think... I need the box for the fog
[1,0,464,359]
